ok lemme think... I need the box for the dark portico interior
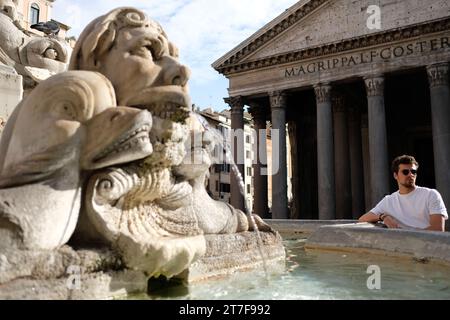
[263,68,436,220]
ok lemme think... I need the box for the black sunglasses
[401,169,417,176]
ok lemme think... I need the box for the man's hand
[382,215,400,229]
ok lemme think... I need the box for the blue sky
[52,0,298,111]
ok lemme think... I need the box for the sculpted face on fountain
[69,7,191,122]
[62,7,274,279]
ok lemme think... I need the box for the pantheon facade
[213,0,450,221]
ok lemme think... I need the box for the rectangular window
[30,4,40,25]
[246,135,251,143]
[247,167,252,176]
[220,183,231,193]
[246,151,251,159]
[247,184,251,194]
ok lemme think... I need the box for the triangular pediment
[213,0,450,74]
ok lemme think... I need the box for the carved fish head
[0,71,116,187]
[81,107,153,170]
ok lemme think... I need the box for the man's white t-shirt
[371,186,448,229]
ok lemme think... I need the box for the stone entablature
[226,27,450,97]
[283,35,449,78]
[219,17,450,76]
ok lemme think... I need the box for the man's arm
[359,212,400,228]
[358,212,380,223]
[425,214,445,232]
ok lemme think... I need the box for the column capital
[364,75,384,97]
[427,63,449,87]
[332,94,346,113]
[224,96,244,114]
[313,83,332,104]
[269,91,287,110]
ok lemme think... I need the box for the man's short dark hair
[391,155,419,173]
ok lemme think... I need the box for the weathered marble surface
[0,246,147,300]
[0,71,153,251]
[305,223,450,264]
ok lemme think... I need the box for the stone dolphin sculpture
[0,71,153,251]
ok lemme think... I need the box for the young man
[359,155,448,231]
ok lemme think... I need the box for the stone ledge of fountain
[0,230,285,299]
[183,231,286,283]
[0,246,147,299]
[266,219,360,238]
[304,223,450,265]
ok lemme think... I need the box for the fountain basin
[1,220,450,300]
[0,230,285,299]
[268,219,450,265]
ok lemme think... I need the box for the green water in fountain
[131,239,450,300]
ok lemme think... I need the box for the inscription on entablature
[285,37,450,78]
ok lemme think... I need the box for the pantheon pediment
[213,0,450,75]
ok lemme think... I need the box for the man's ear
[393,172,398,180]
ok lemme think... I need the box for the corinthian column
[348,106,365,218]
[224,96,245,211]
[427,63,450,213]
[314,83,335,220]
[364,75,389,207]
[332,94,351,219]
[361,114,371,211]
[248,103,269,218]
[269,91,288,219]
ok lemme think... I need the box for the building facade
[214,0,450,220]
[199,108,256,212]
[198,108,292,216]
[16,0,69,38]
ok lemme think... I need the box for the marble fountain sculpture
[0,0,69,85]
[0,7,285,299]
[0,0,70,136]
